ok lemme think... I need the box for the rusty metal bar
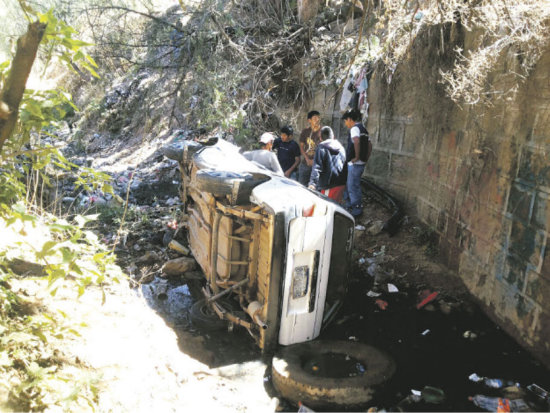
[207,277,249,303]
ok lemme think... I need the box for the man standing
[342,109,371,218]
[273,126,300,180]
[298,110,322,186]
[243,132,284,175]
[307,126,347,202]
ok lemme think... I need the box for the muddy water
[138,272,550,412]
[321,275,550,412]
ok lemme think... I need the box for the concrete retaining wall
[357,25,550,366]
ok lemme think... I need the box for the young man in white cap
[243,132,284,175]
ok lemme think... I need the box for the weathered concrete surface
[362,25,550,367]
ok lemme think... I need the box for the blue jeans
[344,162,365,217]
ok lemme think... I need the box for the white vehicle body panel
[278,214,334,344]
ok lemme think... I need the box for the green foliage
[0,279,102,411]
[36,9,100,79]
[0,199,122,410]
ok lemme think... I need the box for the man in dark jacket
[307,126,347,202]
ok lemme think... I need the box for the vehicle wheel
[271,340,395,409]
[189,298,242,331]
[195,170,269,204]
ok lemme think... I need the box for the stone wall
[361,25,550,366]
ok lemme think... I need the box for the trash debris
[469,395,530,412]
[367,220,385,235]
[501,385,526,400]
[469,373,519,389]
[387,283,398,293]
[463,330,478,340]
[355,225,366,231]
[439,301,452,315]
[421,386,445,404]
[154,280,169,300]
[527,383,550,401]
[416,289,439,309]
[168,239,190,255]
[421,329,430,336]
[335,314,355,325]
[358,257,366,264]
[411,389,422,398]
[367,262,379,277]
[367,290,382,297]
[375,299,388,310]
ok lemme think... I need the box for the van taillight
[302,204,315,217]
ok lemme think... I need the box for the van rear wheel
[271,340,395,409]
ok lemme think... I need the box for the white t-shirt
[243,150,284,175]
[349,126,365,165]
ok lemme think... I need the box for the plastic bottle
[469,373,520,389]
[469,395,530,412]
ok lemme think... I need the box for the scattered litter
[348,336,358,341]
[411,389,422,397]
[358,257,366,264]
[368,220,385,235]
[469,395,530,412]
[416,289,439,309]
[421,386,445,404]
[423,304,436,312]
[335,314,355,325]
[168,239,190,255]
[463,330,478,340]
[439,301,452,315]
[154,280,169,300]
[421,329,430,336]
[387,283,399,293]
[355,225,366,231]
[367,262,379,277]
[527,383,550,401]
[375,299,388,310]
[367,290,382,297]
[502,385,526,400]
[469,373,520,389]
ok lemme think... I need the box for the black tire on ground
[194,170,269,204]
[189,298,242,331]
[189,299,227,331]
[271,340,395,409]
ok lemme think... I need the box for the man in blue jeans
[342,109,371,218]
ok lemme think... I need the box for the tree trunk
[298,0,320,23]
[0,21,47,154]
